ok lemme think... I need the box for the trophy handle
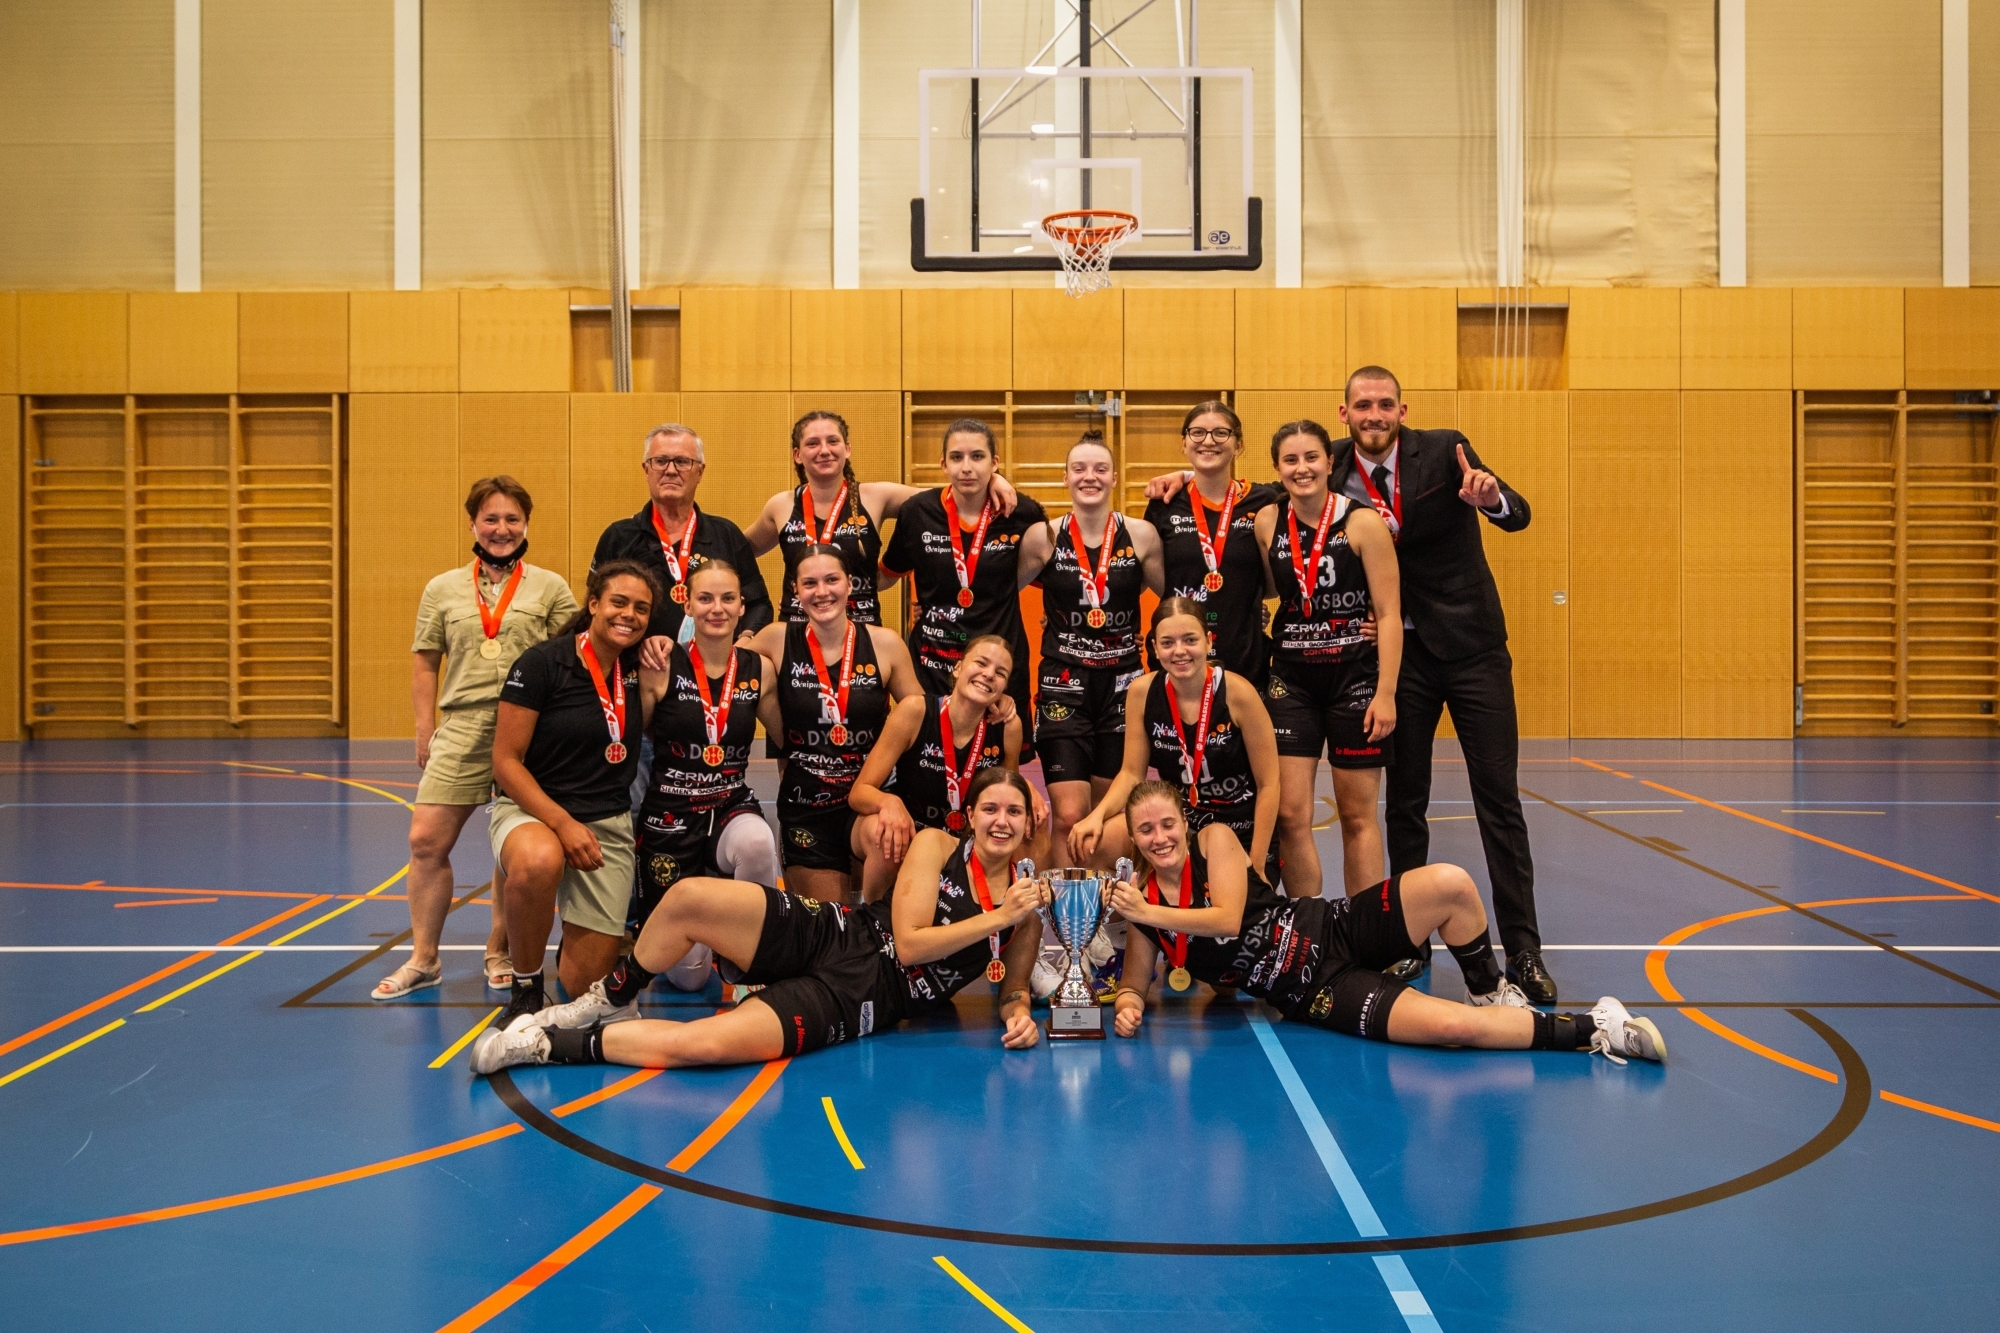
[1104,857,1134,930]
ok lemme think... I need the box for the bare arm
[1129,517,1167,596]
[491,703,604,870]
[849,696,922,819]
[1112,925,1159,1037]
[1349,506,1402,742]
[869,627,924,704]
[1068,675,1155,862]
[411,650,442,769]
[890,830,1047,966]
[741,491,791,557]
[1105,824,1250,938]
[1228,672,1282,871]
[1015,521,1054,588]
[997,914,1044,1049]
[1253,507,1280,600]
[747,622,789,669]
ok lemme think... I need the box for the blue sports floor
[2,738,1998,1331]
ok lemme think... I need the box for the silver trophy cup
[1041,859,1130,1039]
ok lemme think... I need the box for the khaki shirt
[413,562,578,710]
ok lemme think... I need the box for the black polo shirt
[589,502,774,641]
[498,636,643,822]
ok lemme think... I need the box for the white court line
[1249,1012,1444,1333]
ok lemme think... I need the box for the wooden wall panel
[1124,289,1234,390]
[678,391,796,598]
[0,396,18,738]
[238,292,348,391]
[1904,288,2000,389]
[1682,390,1792,736]
[1458,392,1568,737]
[1792,288,1903,389]
[1681,287,1792,389]
[129,292,237,394]
[1399,390,1459,432]
[346,394,460,739]
[458,289,570,393]
[1235,288,1343,390]
[0,293,19,393]
[681,289,790,392]
[569,393,678,579]
[1569,390,1681,736]
[790,290,900,391]
[901,289,1011,390]
[1014,290,1122,390]
[1235,392,1345,466]
[458,394,572,584]
[19,292,127,393]
[1567,288,1679,389]
[1346,288,1456,390]
[350,291,459,392]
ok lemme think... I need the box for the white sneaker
[513,980,638,1032]
[469,1023,551,1075]
[1468,980,1533,1009]
[1587,996,1665,1065]
[663,943,714,993]
[1030,946,1068,999]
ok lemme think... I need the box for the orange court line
[0,1125,525,1249]
[441,1057,792,1332]
[550,1068,664,1118]
[1881,1090,2000,1135]
[115,898,220,909]
[0,895,328,1061]
[1,879,313,900]
[1636,778,2000,904]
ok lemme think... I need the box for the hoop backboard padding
[913,65,1260,273]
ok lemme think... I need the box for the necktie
[1371,464,1394,513]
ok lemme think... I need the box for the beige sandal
[483,952,515,990]
[371,962,442,1001]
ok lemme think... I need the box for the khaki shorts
[416,707,499,806]
[486,796,635,939]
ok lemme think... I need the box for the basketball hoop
[1041,210,1139,298]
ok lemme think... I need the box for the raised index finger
[1456,442,1472,474]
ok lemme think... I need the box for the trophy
[1041,858,1131,1040]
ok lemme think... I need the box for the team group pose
[406,390,1658,1075]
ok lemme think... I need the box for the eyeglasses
[1184,427,1237,443]
[643,456,703,474]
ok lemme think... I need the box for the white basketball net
[1042,211,1139,298]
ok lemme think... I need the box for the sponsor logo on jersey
[648,853,680,886]
[1265,676,1289,699]
[1309,990,1333,1019]
[788,826,817,848]
[859,1000,875,1036]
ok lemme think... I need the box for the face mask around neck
[475,538,528,572]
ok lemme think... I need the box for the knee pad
[717,815,781,889]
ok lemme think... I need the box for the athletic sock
[602,956,653,1005]
[1530,1011,1596,1051]
[544,1022,607,1065]
[1443,934,1502,995]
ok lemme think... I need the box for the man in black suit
[1331,366,1556,1003]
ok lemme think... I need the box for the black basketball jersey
[1144,480,1279,682]
[897,838,1017,1007]
[892,694,1008,834]
[1266,495,1373,664]
[777,483,882,625]
[642,644,762,824]
[776,621,891,811]
[881,487,1044,679]
[1037,513,1144,669]
[1129,839,1288,984]
[1141,671,1257,827]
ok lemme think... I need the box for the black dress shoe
[1506,947,1558,1005]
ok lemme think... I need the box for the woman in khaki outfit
[375,476,579,1000]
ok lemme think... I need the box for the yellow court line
[136,952,267,1013]
[0,1019,127,1091]
[432,1008,504,1070]
[1426,814,1477,822]
[264,867,410,946]
[934,1257,1037,1333]
[822,1096,866,1169]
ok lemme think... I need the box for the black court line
[279,882,491,1007]
[1519,784,2000,1004]
[492,1009,1867,1257]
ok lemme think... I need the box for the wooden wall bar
[11,285,1996,738]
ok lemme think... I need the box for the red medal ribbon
[1285,495,1340,617]
[576,634,628,757]
[1067,512,1117,613]
[1356,454,1401,536]
[1187,480,1242,586]
[808,622,857,739]
[937,697,990,825]
[967,849,1005,978]
[801,480,851,547]
[688,642,741,754]
[650,505,699,597]
[1167,667,1219,806]
[942,489,995,609]
[1144,860,1195,972]
[475,561,524,642]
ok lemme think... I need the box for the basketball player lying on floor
[1106,780,1664,1063]
[470,766,1052,1073]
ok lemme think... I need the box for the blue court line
[1248,1011,1444,1333]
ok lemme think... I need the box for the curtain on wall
[0,1,173,290]
[204,0,393,291]
[1973,0,2000,285]
[1303,0,1714,288]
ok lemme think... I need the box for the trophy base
[1047,1002,1105,1040]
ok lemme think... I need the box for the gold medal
[986,958,1006,983]
[478,638,502,660]
[1086,607,1107,629]
[605,742,628,764]
[957,587,974,608]
[670,583,688,604]
[1168,966,1192,992]
[1203,570,1224,593]
[703,743,725,766]
[828,723,849,746]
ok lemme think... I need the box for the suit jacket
[1329,426,1530,661]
